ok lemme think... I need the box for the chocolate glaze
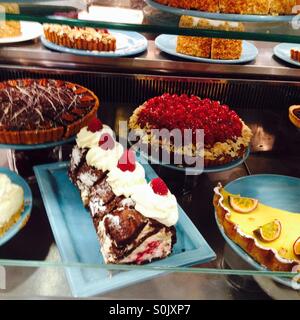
[0,79,95,131]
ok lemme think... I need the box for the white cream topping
[76,125,114,149]
[0,174,23,226]
[86,142,124,172]
[131,183,179,227]
[106,162,146,198]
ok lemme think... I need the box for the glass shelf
[0,94,299,299]
[0,1,299,300]
[1,0,300,43]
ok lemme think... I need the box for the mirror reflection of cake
[0,3,21,38]
[177,16,244,60]
[43,24,117,52]
[154,0,297,15]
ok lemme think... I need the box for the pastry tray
[34,157,216,297]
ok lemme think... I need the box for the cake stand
[0,136,76,179]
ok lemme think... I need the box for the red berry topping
[99,133,115,150]
[137,94,243,146]
[150,178,169,196]
[87,118,103,133]
[117,149,136,172]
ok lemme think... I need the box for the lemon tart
[213,183,300,271]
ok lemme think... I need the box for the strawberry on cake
[129,94,252,167]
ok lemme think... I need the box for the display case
[0,0,299,300]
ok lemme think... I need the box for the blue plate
[216,174,300,288]
[273,43,300,67]
[146,0,295,22]
[131,142,250,174]
[0,135,75,150]
[41,30,148,57]
[155,34,258,64]
[34,158,216,297]
[0,167,32,246]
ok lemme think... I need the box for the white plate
[0,21,43,44]
[273,43,300,67]
[155,34,258,64]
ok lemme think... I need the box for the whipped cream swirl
[107,162,146,198]
[86,142,124,172]
[76,125,114,149]
[131,183,179,227]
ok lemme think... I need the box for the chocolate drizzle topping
[0,79,95,131]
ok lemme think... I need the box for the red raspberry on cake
[117,149,136,172]
[150,178,169,196]
[128,94,252,168]
[88,118,103,133]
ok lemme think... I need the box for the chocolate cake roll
[98,202,176,264]
[69,119,178,264]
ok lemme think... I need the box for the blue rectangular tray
[34,158,216,297]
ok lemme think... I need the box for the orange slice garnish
[253,220,282,242]
[293,237,300,256]
[229,195,258,213]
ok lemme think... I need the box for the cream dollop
[106,162,147,198]
[76,125,114,149]
[131,183,179,227]
[0,174,24,226]
[86,142,124,172]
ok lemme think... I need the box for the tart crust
[0,79,99,145]
[0,202,24,237]
[213,183,300,272]
[43,24,116,52]
[129,100,251,168]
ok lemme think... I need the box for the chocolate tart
[0,79,99,144]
